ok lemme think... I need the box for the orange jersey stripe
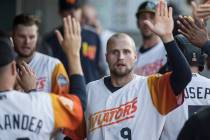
[51,63,69,95]
[147,72,183,115]
[50,94,85,139]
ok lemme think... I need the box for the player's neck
[110,73,135,87]
[191,66,199,73]
[142,36,161,49]
[0,78,13,92]
[17,53,35,64]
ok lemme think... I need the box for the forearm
[164,40,191,95]
[67,54,86,110]
[69,74,86,111]
[67,54,83,75]
[202,40,210,56]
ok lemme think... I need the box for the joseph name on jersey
[28,52,69,94]
[0,90,83,140]
[160,73,210,140]
[86,73,183,140]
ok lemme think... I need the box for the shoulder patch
[57,74,69,86]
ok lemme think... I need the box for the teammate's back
[0,15,86,139]
[0,90,83,139]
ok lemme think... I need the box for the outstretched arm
[144,0,191,95]
[177,15,210,56]
[56,16,86,110]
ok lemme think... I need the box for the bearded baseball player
[0,16,85,139]
[85,0,192,140]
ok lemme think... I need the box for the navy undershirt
[69,74,86,111]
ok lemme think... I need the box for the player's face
[106,37,137,77]
[13,25,38,58]
[137,12,155,39]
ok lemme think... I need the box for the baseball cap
[175,34,205,71]
[0,31,15,67]
[59,0,81,11]
[136,1,156,19]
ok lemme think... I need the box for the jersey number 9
[120,127,131,140]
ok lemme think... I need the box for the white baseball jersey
[28,52,69,94]
[0,90,84,140]
[134,42,167,76]
[160,73,210,140]
[86,72,183,140]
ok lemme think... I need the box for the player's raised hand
[16,61,37,92]
[144,0,174,42]
[192,1,210,21]
[55,16,81,58]
[177,16,209,48]
[55,15,83,75]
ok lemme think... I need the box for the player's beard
[14,46,36,58]
[110,65,134,77]
[142,31,154,39]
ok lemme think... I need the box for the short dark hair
[13,14,40,30]
[0,30,15,67]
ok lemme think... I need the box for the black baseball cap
[175,34,205,71]
[136,1,156,19]
[59,0,81,11]
[0,31,15,67]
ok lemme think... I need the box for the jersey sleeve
[50,94,85,139]
[51,63,69,95]
[147,72,184,115]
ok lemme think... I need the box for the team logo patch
[57,74,69,86]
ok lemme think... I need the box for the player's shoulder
[35,52,62,65]
[193,73,210,82]
[81,27,99,38]
[87,77,104,88]
[6,90,51,103]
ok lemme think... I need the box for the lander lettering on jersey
[0,114,43,134]
[86,73,183,140]
[0,90,84,140]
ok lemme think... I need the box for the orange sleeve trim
[50,94,85,139]
[147,72,184,115]
[51,63,69,95]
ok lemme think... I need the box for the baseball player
[42,0,105,84]
[134,1,167,76]
[0,16,85,139]
[160,34,210,140]
[13,14,69,94]
[85,1,192,140]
